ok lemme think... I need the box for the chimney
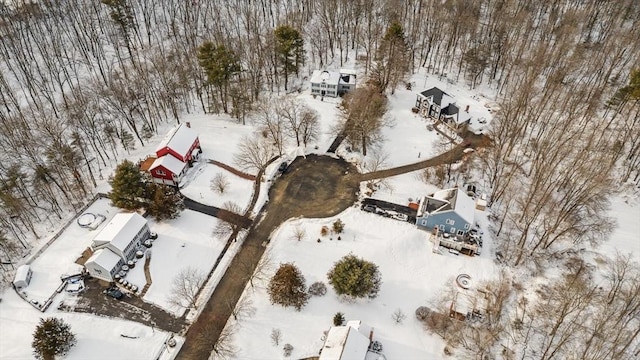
[465,105,470,113]
[185,122,191,128]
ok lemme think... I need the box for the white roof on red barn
[149,154,187,175]
[155,123,199,159]
[93,213,147,253]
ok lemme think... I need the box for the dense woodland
[0,0,639,358]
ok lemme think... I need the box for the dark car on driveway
[104,287,123,300]
[278,161,289,173]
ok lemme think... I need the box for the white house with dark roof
[310,69,357,98]
[86,213,149,282]
[415,187,476,236]
[416,87,471,129]
[319,320,372,360]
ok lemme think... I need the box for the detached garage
[85,249,124,283]
[13,264,33,289]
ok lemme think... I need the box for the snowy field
[228,207,498,360]
[123,210,226,317]
[19,198,120,306]
[0,289,172,360]
[181,164,255,211]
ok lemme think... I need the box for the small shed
[13,265,32,289]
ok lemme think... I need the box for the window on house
[457,230,464,236]
[156,169,165,176]
[439,225,445,231]
[464,224,470,229]
[450,227,456,233]
[421,220,427,226]
[446,219,455,225]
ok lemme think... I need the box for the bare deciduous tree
[168,266,206,311]
[233,135,276,173]
[291,225,306,241]
[227,295,256,321]
[213,202,244,238]
[339,87,389,156]
[270,328,282,346]
[210,172,230,194]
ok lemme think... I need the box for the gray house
[415,188,475,236]
[415,87,471,130]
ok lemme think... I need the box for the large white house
[310,69,357,98]
[319,320,372,360]
[85,213,150,282]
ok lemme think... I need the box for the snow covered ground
[19,198,120,306]
[228,208,497,359]
[0,289,172,360]
[181,164,254,211]
[124,210,227,317]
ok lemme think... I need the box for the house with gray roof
[415,187,475,236]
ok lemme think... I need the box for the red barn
[155,122,201,163]
[146,123,201,186]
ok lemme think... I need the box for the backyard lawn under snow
[228,207,499,360]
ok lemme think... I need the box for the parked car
[278,161,289,173]
[391,213,409,221]
[104,287,123,300]
[362,204,376,213]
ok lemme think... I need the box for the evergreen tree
[197,42,241,113]
[333,312,345,326]
[268,263,309,311]
[327,254,382,300]
[32,317,76,360]
[372,21,410,94]
[274,25,305,91]
[109,160,147,210]
[145,183,184,221]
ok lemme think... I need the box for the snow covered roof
[86,248,121,272]
[93,213,147,253]
[428,188,476,225]
[340,68,357,76]
[13,265,31,285]
[320,323,370,360]
[311,70,341,85]
[155,123,199,159]
[149,154,187,175]
[418,87,446,105]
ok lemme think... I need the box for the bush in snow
[283,343,293,357]
[320,226,329,237]
[392,308,406,324]
[415,306,431,322]
[333,312,345,326]
[308,281,327,296]
[32,317,76,360]
[268,263,309,311]
[327,254,382,300]
[332,219,344,233]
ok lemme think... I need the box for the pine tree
[274,25,305,91]
[372,21,410,94]
[145,183,184,221]
[268,263,309,311]
[327,254,382,299]
[197,42,241,113]
[333,312,345,326]
[109,160,147,210]
[32,317,76,360]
